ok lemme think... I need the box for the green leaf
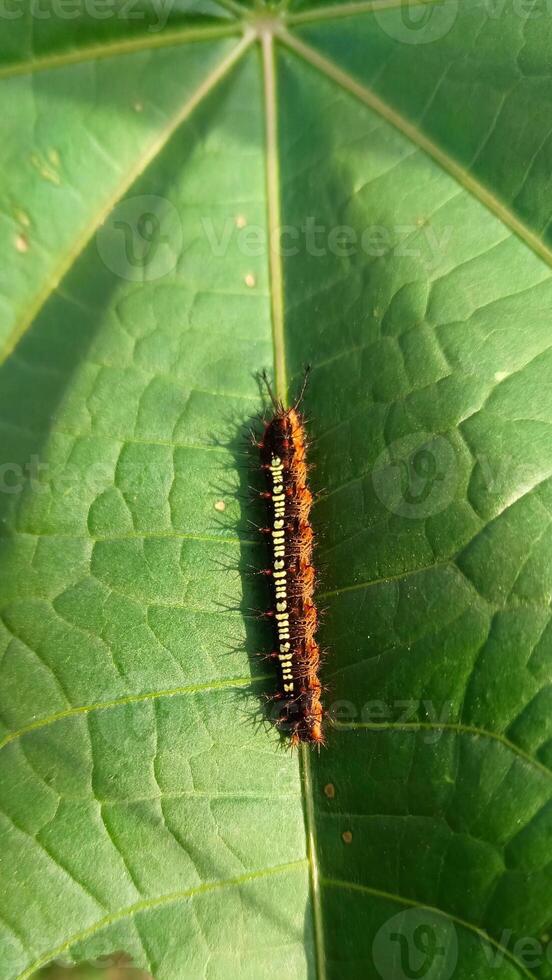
[1,2,551,979]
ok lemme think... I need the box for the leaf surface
[1,2,551,979]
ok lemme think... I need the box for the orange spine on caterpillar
[256,369,324,748]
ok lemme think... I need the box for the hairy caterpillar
[255,372,324,747]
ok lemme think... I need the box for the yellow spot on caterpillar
[342,831,353,844]
[235,215,246,229]
[324,783,335,800]
[213,499,226,512]
[245,273,256,288]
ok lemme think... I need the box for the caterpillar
[255,371,324,748]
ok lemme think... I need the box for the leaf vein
[16,860,309,980]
